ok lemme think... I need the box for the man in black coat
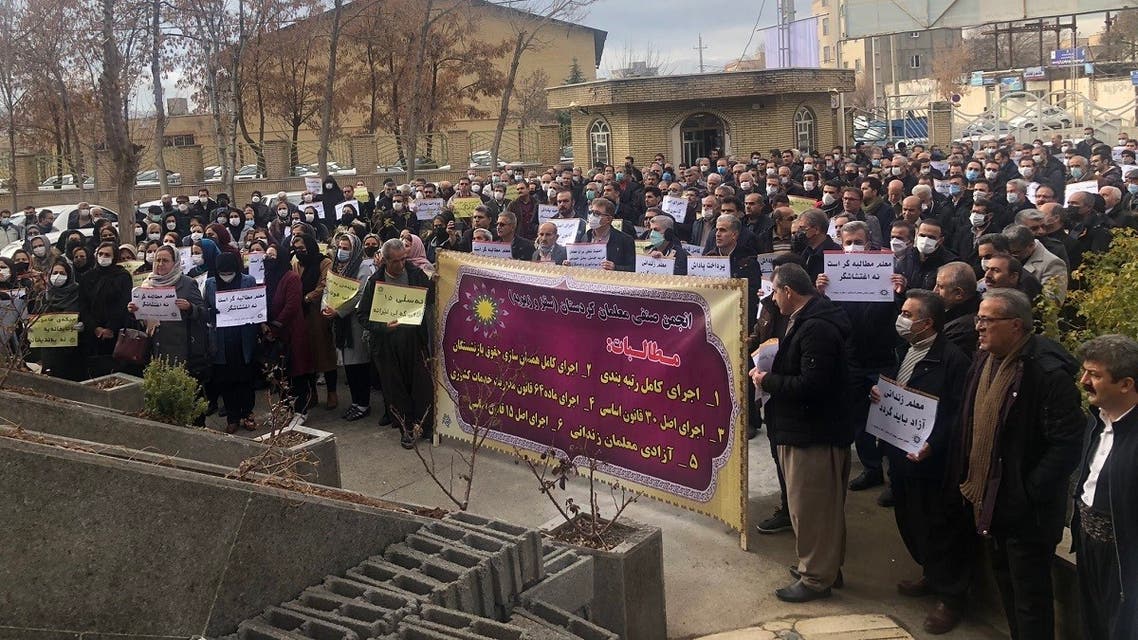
[793,208,839,280]
[357,238,435,450]
[1071,335,1138,640]
[873,290,974,634]
[582,196,635,272]
[751,263,852,602]
[933,262,979,357]
[954,289,1085,640]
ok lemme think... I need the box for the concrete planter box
[0,389,341,487]
[3,369,143,413]
[253,422,341,488]
[541,516,666,640]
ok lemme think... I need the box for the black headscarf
[44,256,80,311]
[321,175,345,226]
[293,234,324,296]
[263,247,289,305]
[214,253,244,291]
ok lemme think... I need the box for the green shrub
[142,357,207,426]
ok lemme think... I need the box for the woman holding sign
[204,253,259,433]
[322,233,374,421]
[128,245,210,423]
[34,256,84,381]
[292,234,338,411]
[79,242,133,378]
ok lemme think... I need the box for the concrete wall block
[441,513,543,587]
[515,600,617,640]
[417,604,530,640]
[239,606,361,640]
[421,523,523,604]
[281,586,415,637]
[333,572,436,607]
[521,553,594,614]
[349,558,454,608]
[385,543,492,617]
[319,575,422,613]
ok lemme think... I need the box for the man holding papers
[579,197,635,271]
[357,238,434,450]
[868,290,972,634]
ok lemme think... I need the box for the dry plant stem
[0,285,47,388]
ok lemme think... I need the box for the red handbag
[113,328,151,365]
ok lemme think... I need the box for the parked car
[1007,105,1075,131]
[38,174,94,191]
[381,157,451,172]
[135,169,182,187]
[1,203,121,258]
[234,164,263,181]
[560,145,573,164]
[203,165,222,182]
[469,150,512,169]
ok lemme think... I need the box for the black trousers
[373,331,432,436]
[988,534,1057,640]
[1076,530,1122,640]
[891,472,976,607]
[344,362,372,408]
[767,429,788,512]
[292,373,315,413]
[848,365,885,474]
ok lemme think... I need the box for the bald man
[1038,202,1082,270]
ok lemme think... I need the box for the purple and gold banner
[434,252,748,532]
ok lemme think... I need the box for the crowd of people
[1,128,1136,638]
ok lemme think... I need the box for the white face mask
[701,207,715,219]
[843,242,866,253]
[889,238,909,255]
[96,256,112,267]
[984,170,998,180]
[891,166,903,176]
[145,252,156,263]
[219,272,236,283]
[393,202,404,211]
[894,314,914,339]
[229,217,240,226]
[471,184,482,193]
[587,214,601,229]
[217,215,227,224]
[336,249,351,262]
[167,222,177,230]
[32,246,47,257]
[739,181,751,190]
[305,214,315,223]
[981,258,991,271]
[822,193,837,206]
[178,204,189,213]
[134,227,143,236]
[766,185,778,195]
[1019,166,1034,178]
[970,212,988,227]
[252,195,261,203]
[148,233,160,241]
[191,232,203,242]
[766,168,776,176]
[915,236,938,255]
[191,255,204,266]
[803,181,815,191]
[802,164,814,172]
[50,274,68,287]
[1006,192,1020,204]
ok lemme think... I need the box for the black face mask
[14,262,29,275]
[363,246,378,257]
[844,172,858,181]
[791,231,808,253]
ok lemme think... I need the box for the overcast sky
[591,0,816,75]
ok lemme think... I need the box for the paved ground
[208,388,1009,640]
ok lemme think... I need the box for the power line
[737,0,766,66]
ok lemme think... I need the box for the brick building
[547,69,856,168]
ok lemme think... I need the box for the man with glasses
[956,289,1084,640]
[573,197,634,271]
[494,212,531,261]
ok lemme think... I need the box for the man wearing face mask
[189,189,217,222]
[816,221,902,501]
[792,208,839,280]
[641,213,689,275]
[897,219,956,292]
[818,181,843,217]
[0,209,20,245]
[577,197,635,271]
[870,289,973,634]
[1003,223,1067,301]
[1067,190,1113,259]
[690,195,720,252]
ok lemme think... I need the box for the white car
[1,203,122,258]
[1007,106,1074,131]
[135,169,182,187]
[38,174,94,191]
[235,164,263,181]
[203,165,223,182]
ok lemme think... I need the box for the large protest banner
[435,252,749,540]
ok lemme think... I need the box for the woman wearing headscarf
[56,230,85,255]
[264,244,314,414]
[187,237,220,280]
[93,219,119,248]
[321,232,375,420]
[118,244,138,263]
[0,256,30,359]
[221,208,245,244]
[206,222,241,256]
[34,256,85,380]
[127,244,210,423]
[25,234,54,274]
[67,244,93,279]
[400,230,435,278]
[301,205,330,242]
[292,234,338,410]
[79,241,133,378]
[321,175,345,228]
[162,212,183,239]
[204,252,259,433]
[9,249,37,289]
[267,200,292,248]
[337,202,359,228]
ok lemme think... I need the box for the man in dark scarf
[320,175,345,228]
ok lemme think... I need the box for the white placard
[758,276,775,300]
[415,198,445,221]
[550,218,582,246]
[687,255,731,278]
[751,338,779,404]
[214,286,267,327]
[827,218,839,244]
[757,252,778,276]
[537,204,558,223]
[1112,145,1125,162]
[131,286,181,322]
[565,243,607,269]
[930,160,948,175]
[681,242,703,257]
[334,200,359,220]
[866,376,939,456]
[472,241,515,259]
[247,252,265,284]
[823,250,894,302]
[304,176,323,195]
[178,246,195,273]
[661,196,688,222]
[635,254,674,274]
[1063,180,1100,206]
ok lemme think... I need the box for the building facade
[547,69,856,167]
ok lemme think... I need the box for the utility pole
[694,34,707,73]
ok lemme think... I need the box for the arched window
[795,106,816,152]
[589,120,611,167]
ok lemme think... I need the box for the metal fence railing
[952,90,1138,142]
[376,133,450,171]
[469,129,541,166]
